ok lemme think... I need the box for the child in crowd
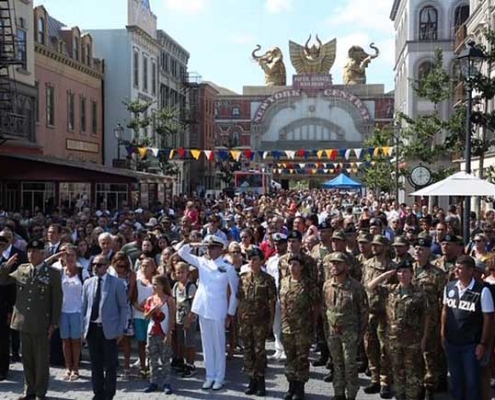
[172,262,198,378]
[143,275,175,394]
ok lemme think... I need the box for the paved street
[2,340,452,400]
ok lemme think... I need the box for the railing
[0,111,30,140]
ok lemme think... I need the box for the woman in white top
[132,257,157,377]
[59,244,89,381]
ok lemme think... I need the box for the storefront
[0,154,174,212]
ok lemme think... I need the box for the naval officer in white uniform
[178,235,239,391]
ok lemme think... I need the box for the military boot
[363,382,381,394]
[256,376,266,397]
[284,380,295,400]
[292,381,305,400]
[244,378,257,395]
[323,369,333,382]
[380,384,393,399]
[312,345,329,367]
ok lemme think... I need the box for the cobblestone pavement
[2,341,452,400]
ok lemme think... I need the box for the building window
[419,6,438,41]
[73,36,79,60]
[133,49,139,88]
[85,43,91,66]
[80,96,86,132]
[417,61,434,93]
[46,85,55,126]
[230,131,240,147]
[67,92,75,131]
[95,183,128,210]
[21,182,55,214]
[454,5,469,30]
[16,27,27,68]
[38,17,45,44]
[91,100,97,135]
[59,182,91,208]
[142,55,148,92]
[35,82,39,122]
[151,60,157,96]
[232,107,240,116]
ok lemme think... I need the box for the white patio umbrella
[410,171,495,197]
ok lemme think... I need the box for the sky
[33,0,396,94]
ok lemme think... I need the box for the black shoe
[333,396,346,400]
[0,374,6,381]
[284,380,295,400]
[357,360,368,373]
[256,376,266,397]
[425,389,435,400]
[312,356,328,367]
[380,385,393,399]
[323,370,333,382]
[292,381,305,400]
[245,378,257,395]
[11,354,21,363]
[364,367,371,377]
[143,383,158,393]
[363,382,381,394]
[181,365,197,378]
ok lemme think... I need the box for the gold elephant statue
[252,45,287,87]
[343,43,379,85]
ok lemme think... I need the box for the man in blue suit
[81,254,127,400]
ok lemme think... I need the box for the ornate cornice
[35,43,104,80]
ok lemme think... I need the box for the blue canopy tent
[322,173,363,190]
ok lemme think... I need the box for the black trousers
[0,312,10,377]
[10,328,19,356]
[87,324,118,400]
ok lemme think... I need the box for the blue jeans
[444,341,482,400]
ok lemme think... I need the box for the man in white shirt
[178,235,238,391]
[265,233,287,361]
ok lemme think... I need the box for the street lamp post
[456,41,486,240]
[113,123,124,161]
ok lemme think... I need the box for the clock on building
[409,165,432,188]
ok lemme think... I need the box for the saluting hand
[3,254,18,268]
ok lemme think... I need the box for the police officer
[367,259,428,400]
[0,239,62,400]
[237,247,276,396]
[323,252,369,400]
[280,254,320,400]
[361,234,394,398]
[413,235,447,398]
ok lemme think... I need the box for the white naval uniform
[266,253,283,353]
[178,244,239,383]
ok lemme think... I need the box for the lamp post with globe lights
[113,123,125,161]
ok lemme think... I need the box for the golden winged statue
[289,35,337,75]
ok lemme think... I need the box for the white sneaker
[202,379,214,390]
[131,359,140,368]
[279,352,287,361]
[212,381,223,390]
[268,350,282,360]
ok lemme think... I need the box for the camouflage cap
[392,235,409,247]
[357,232,373,243]
[332,230,347,241]
[327,252,348,263]
[371,235,389,246]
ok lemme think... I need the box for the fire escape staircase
[0,0,25,145]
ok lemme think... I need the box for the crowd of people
[0,191,494,400]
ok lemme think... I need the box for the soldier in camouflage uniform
[329,230,362,281]
[280,254,320,400]
[433,234,463,282]
[278,230,318,287]
[356,232,373,266]
[323,252,369,400]
[413,235,447,399]
[237,247,277,396]
[361,235,394,398]
[392,236,414,265]
[310,221,333,371]
[367,260,428,400]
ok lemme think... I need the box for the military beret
[0,236,8,244]
[441,234,462,244]
[371,235,389,246]
[406,226,419,234]
[415,235,432,248]
[247,246,264,260]
[202,235,226,249]
[395,259,414,270]
[288,230,302,241]
[392,236,409,247]
[288,254,303,264]
[357,232,373,243]
[327,252,348,263]
[272,233,288,242]
[332,230,347,241]
[318,221,332,231]
[27,239,46,251]
[370,218,382,227]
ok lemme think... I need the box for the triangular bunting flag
[345,149,352,160]
[204,150,214,161]
[317,150,325,159]
[150,148,159,157]
[190,149,202,160]
[339,149,347,159]
[355,148,363,159]
[230,150,241,161]
[243,149,254,161]
[325,149,333,159]
[138,147,147,158]
[285,150,296,159]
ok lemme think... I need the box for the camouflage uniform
[237,269,277,378]
[433,256,456,282]
[413,261,447,391]
[280,275,320,382]
[392,252,415,266]
[311,243,333,289]
[384,283,427,400]
[362,257,395,386]
[324,274,369,399]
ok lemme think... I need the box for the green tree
[121,99,180,175]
